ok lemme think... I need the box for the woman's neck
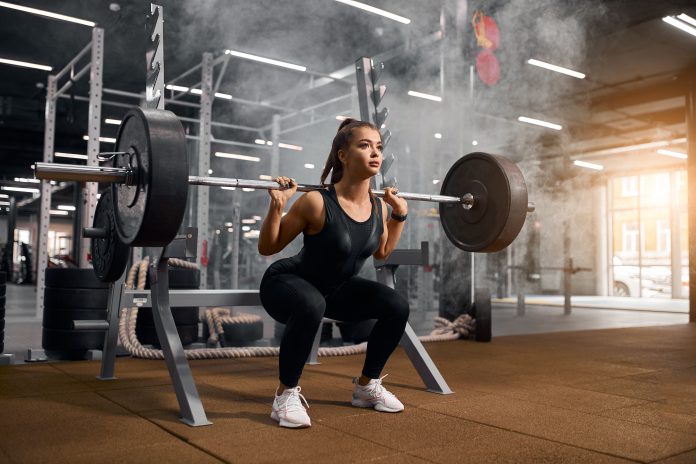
[334,176,371,204]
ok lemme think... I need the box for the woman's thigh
[259,272,326,324]
[324,277,409,322]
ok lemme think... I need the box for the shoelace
[278,386,310,413]
[361,374,396,400]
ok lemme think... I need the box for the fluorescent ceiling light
[0,201,9,206]
[255,139,273,146]
[0,1,95,26]
[472,140,479,146]
[678,13,696,27]
[259,175,273,180]
[215,92,233,100]
[663,15,696,37]
[165,84,233,100]
[83,135,117,143]
[214,152,260,162]
[242,225,251,231]
[220,186,236,190]
[432,179,440,184]
[225,49,307,72]
[0,194,8,198]
[166,84,189,92]
[657,148,687,159]
[527,59,585,79]
[583,141,670,157]
[433,133,442,139]
[2,186,40,193]
[333,0,411,24]
[573,160,604,171]
[336,115,349,121]
[50,209,69,216]
[278,142,303,151]
[0,57,52,71]
[517,116,563,131]
[407,90,442,102]
[304,163,315,169]
[57,205,76,211]
[242,219,256,224]
[227,228,234,232]
[253,215,262,221]
[242,188,255,192]
[105,118,121,125]
[55,152,87,160]
[14,177,39,183]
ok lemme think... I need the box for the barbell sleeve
[34,163,131,184]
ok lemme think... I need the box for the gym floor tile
[190,422,398,464]
[409,427,636,464]
[421,392,696,462]
[596,401,696,435]
[0,392,182,462]
[0,364,90,398]
[320,408,484,453]
[68,442,226,464]
[652,448,696,464]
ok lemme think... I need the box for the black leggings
[260,274,410,388]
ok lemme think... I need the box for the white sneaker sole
[270,410,311,428]
[351,398,404,413]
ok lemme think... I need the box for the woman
[258,118,409,428]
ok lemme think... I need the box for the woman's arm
[258,177,307,256]
[373,188,408,260]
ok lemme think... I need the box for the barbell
[34,107,532,255]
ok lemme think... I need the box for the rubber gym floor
[2,318,696,463]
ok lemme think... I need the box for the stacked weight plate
[0,271,6,353]
[136,268,200,347]
[42,268,109,359]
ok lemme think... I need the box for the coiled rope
[118,258,474,360]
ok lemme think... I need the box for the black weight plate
[42,328,105,351]
[440,152,528,252]
[44,288,109,309]
[45,268,109,289]
[0,307,5,319]
[0,341,4,354]
[222,320,263,347]
[0,285,5,296]
[0,296,4,307]
[136,307,200,326]
[144,268,200,289]
[135,323,198,347]
[0,272,5,284]
[0,319,4,331]
[91,190,129,282]
[43,308,108,330]
[112,107,188,246]
[474,288,492,342]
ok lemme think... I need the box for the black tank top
[264,185,384,295]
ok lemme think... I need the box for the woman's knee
[381,290,410,322]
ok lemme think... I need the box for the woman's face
[339,127,383,178]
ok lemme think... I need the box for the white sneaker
[271,386,311,428]
[351,375,404,413]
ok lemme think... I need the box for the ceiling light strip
[656,149,688,159]
[407,90,442,102]
[517,116,563,131]
[225,50,306,72]
[0,1,95,26]
[333,0,411,24]
[0,57,52,71]
[663,15,696,37]
[573,160,604,171]
[527,59,585,79]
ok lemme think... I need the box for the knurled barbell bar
[34,107,532,254]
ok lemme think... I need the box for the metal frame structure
[36,27,104,318]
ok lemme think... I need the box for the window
[621,177,638,197]
[655,173,669,196]
[657,220,670,254]
[622,223,639,254]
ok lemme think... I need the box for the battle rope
[118,258,474,360]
